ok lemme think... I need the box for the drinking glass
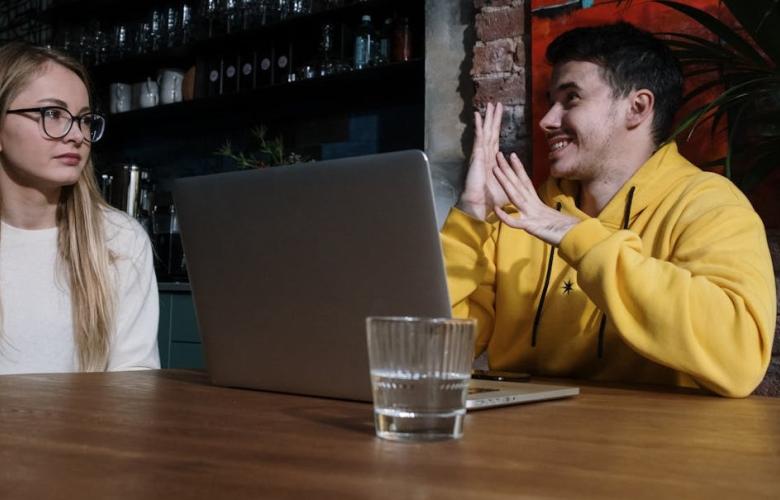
[289,0,311,16]
[180,4,193,44]
[135,22,151,54]
[164,6,180,47]
[112,24,131,60]
[366,317,476,441]
[78,32,94,66]
[149,9,164,51]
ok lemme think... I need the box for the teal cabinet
[158,290,204,369]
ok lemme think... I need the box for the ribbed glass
[366,316,476,441]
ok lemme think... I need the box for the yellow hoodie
[441,142,776,397]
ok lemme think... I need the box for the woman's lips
[55,153,82,166]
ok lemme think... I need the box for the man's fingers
[496,151,519,184]
[496,152,533,201]
[501,152,535,199]
[492,162,524,210]
[491,102,503,139]
[509,153,532,185]
[492,164,514,199]
[474,111,483,144]
[494,205,524,229]
[483,103,494,140]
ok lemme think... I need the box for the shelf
[42,0,416,25]
[99,58,423,133]
[188,0,418,50]
[158,282,191,292]
[89,46,197,83]
[42,0,143,18]
[61,0,423,86]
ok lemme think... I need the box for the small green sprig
[216,126,311,169]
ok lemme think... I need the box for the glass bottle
[164,6,179,48]
[239,49,256,92]
[353,15,374,70]
[225,0,240,34]
[223,53,239,94]
[317,23,336,76]
[392,16,411,62]
[206,55,223,97]
[376,17,393,65]
[275,38,293,84]
[201,0,222,38]
[289,0,311,16]
[181,4,193,45]
[256,41,274,86]
[150,9,163,51]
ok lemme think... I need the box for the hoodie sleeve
[440,207,500,356]
[558,197,776,397]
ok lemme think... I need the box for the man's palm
[458,103,510,220]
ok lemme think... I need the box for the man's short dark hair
[546,22,683,145]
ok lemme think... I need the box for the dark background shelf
[39,0,427,284]
[43,0,419,32]
[93,59,424,193]
[101,58,423,128]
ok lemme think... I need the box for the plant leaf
[724,103,750,178]
[659,32,746,62]
[669,76,775,142]
[723,0,780,66]
[655,1,767,66]
[682,78,727,102]
[739,148,780,190]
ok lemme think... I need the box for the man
[441,22,776,397]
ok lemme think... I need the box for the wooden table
[1,370,778,499]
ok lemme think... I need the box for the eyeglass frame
[5,106,105,143]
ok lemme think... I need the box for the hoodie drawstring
[531,202,562,347]
[597,186,636,358]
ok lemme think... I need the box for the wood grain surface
[1,370,778,499]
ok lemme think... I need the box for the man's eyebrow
[546,81,581,104]
[554,81,582,93]
[37,98,90,114]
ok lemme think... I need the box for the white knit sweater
[0,209,160,374]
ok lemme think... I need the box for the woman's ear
[626,89,654,130]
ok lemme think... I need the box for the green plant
[216,125,311,168]
[654,0,780,190]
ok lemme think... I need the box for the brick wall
[471,0,529,162]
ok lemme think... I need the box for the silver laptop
[174,150,578,409]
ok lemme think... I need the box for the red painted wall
[529,0,728,185]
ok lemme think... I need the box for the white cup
[109,82,132,113]
[139,77,159,108]
[158,69,184,105]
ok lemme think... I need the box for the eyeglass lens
[43,108,105,142]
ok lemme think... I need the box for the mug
[109,82,132,113]
[139,77,159,108]
[158,69,184,104]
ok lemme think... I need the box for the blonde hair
[0,42,116,371]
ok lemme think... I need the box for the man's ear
[625,89,654,130]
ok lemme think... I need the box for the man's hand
[492,152,580,246]
[456,102,510,221]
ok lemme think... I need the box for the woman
[0,42,159,373]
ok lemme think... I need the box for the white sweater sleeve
[107,217,161,371]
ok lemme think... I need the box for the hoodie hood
[538,142,701,230]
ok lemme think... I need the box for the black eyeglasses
[6,106,105,143]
